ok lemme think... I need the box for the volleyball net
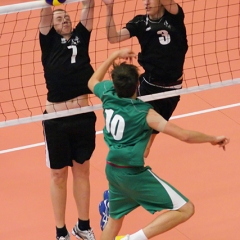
[0,0,240,128]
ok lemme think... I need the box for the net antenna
[0,0,240,128]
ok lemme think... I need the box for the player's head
[143,0,162,19]
[111,62,139,98]
[52,9,72,36]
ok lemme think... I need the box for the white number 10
[105,109,125,140]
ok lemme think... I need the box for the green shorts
[106,164,189,219]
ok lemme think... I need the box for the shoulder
[176,4,185,17]
[39,27,55,38]
[128,14,146,24]
[165,4,185,19]
[39,27,57,48]
[72,22,92,43]
[135,98,153,111]
[73,22,91,34]
[126,15,147,36]
[94,80,113,98]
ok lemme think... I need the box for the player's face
[142,0,162,19]
[53,11,72,36]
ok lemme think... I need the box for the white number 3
[157,30,171,45]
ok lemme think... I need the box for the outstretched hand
[117,48,137,62]
[211,136,230,151]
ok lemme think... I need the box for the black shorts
[138,74,181,134]
[43,111,96,169]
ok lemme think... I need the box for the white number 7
[67,45,77,63]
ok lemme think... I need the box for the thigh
[107,165,188,218]
[70,111,96,164]
[136,168,188,213]
[43,117,72,169]
[106,165,142,219]
[108,181,140,219]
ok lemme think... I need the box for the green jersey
[94,80,153,166]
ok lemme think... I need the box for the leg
[100,216,125,240]
[72,160,90,221]
[71,112,96,239]
[71,160,96,239]
[142,201,194,239]
[116,167,193,239]
[71,112,96,220]
[43,116,82,238]
[50,167,69,228]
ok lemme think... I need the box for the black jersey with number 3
[40,22,94,102]
[125,5,188,82]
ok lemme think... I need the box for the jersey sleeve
[93,80,113,100]
[124,15,143,37]
[74,22,91,45]
[168,4,185,21]
[177,5,185,18]
[39,27,55,52]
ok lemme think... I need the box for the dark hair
[111,62,139,98]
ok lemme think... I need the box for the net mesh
[0,0,240,127]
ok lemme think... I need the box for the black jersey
[125,5,188,83]
[39,22,94,102]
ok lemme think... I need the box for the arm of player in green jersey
[88,48,136,92]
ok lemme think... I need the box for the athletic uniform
[40,22,96,169]
[94,80,188,219]
[125,4,188,131]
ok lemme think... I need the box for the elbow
[82,0,94,8]
[178,129,193,143]
[87,82,91,91]
[88,84,94,94]
[107,33,121,44]
[181,136,190,143]
[89,0,95,8]
[88,79,93,89]
[108,37,118,44]
[179,133,191,143]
